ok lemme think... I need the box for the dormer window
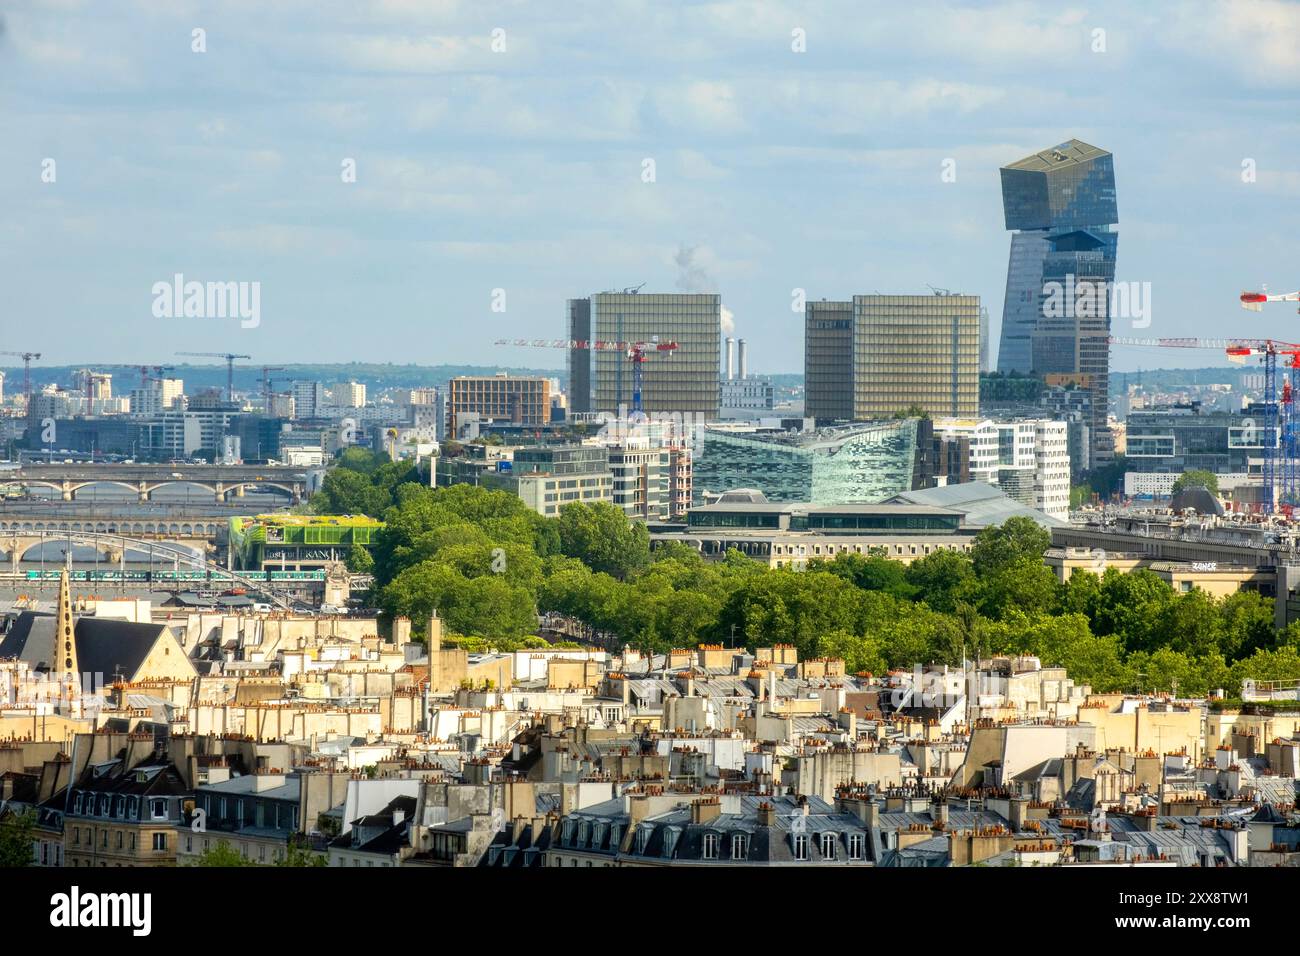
[731,833,749,860]
[848,833,864,860]
[792,833,808,861]
[701,831,718,860]
[820,832,837,860]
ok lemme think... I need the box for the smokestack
[738,339,748,380]
[725,337,735,381]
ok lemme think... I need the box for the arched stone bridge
[5,463,310,503]
[0,526,216,570]
[0,530,294,610]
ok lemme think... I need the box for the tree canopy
[315,452,1297,693]
[1172,469,1220,496]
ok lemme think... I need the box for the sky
[3,0,1300,376]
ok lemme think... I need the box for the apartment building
[933,418,1071,520]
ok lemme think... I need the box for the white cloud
[656,81,745,133]
[1162,0,1300,86]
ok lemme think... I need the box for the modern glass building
[853,294,980,419]
[804,300,854,421]
[804,294,980,422]
[694,421,923,504]
[996,139,1118,467]
[1126,404,1273,475]
[566,298,592,414]
[566,292,720,419]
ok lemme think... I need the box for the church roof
[0,611,171,683]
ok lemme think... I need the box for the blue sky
[3,0,1300,375]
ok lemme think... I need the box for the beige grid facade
[447,376,551,431]
[851,294,980,419]
[804,300,855,421]
[590,293,720,418]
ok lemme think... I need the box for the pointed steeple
[56,570,80,713]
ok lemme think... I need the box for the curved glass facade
[694,421,920,504]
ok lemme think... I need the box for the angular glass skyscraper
[996,139,1118,466]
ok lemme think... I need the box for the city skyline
[4,1,1300,373]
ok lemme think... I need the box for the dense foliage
[0,812,35,867]
[325,450,1300,695]
[1172,469,1219,496]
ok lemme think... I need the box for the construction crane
[1112,335,1300,513]
[494,337,679,414]
[174,352,250,403]
[1241,286,1300,313]
[117,364,173,388]
[261,366,286,413]
[0,351,41,406]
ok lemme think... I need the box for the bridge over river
[2,463,314,503]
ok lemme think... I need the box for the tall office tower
[996,139,1118,465]
[566,297,593,415]
[853,295,979,419]
[979,307,991,373]
[806,295,979,421]
[804,300,855,421]
[574,292,719,418]
[292,380,326,419]
[564,299,595,416]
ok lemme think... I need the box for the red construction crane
[494,337,679,414]
[0,351,42,406]
[1112,335,1300,512]
[1241,287,1300,312]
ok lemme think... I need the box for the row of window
[591,823,867,861]
[198,795,298,831]
[72,792,170,821]
[183,834,283,862]
[70,827,167,851]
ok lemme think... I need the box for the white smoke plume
[674,244,714,292]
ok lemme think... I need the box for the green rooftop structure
[230,514,382,571]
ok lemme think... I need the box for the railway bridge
[3,463,312,503]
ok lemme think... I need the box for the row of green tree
[319,449,1300,696]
